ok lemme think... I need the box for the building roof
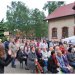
[46,2,75,20]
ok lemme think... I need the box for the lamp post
[72,2,75,24]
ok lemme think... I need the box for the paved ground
[5,60,31,74]
[4,60,75,74]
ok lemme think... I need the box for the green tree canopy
[6,1,48,38]
[6,1,30,35]
[43,1,65,14]
[31,8,48,38]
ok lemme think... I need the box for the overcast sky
[0,0,75,21]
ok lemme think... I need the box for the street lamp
[72,2,75,24]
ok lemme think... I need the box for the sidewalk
[5,60,75,74]
[5,60,31,74]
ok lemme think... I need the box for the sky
[0,0,75,21]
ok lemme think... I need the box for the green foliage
[31,8,48,38]
[6,1,30,33]
[6,1,48,38]
[43,1,65,14]
[0,19,5,39]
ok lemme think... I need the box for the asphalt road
[5,60,31,74]
[4,60,75,74]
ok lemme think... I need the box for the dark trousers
[50,69,58,73]
[43,60,48,73]
[21,58,27,66]
[61,67,70,73]
[69,62,75,68]
[11,58,16,66]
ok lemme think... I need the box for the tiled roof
[46,2,75,20]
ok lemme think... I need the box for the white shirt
[20,43,25,50]
[9,42,17,52]
[47,50,51,58]
[41,50,48,61]
[40,42,48,48]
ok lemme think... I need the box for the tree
[0,19,5,39]
[31,8,48,38]
[6,1,31,37]
[43,1,65,14]
[6,1,48,38]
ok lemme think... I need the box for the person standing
[9,38,17,68]
[4,38,10,55]
[0,39,4,47]
[39,40,48,50]
[0,43,12,73]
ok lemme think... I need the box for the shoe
[31,70,34,73]
[12,65,16,68]
[41,71,44,73]
[25,67,29,70]
[14,65,16,67]
[31,70,35,73]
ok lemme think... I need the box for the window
[52,28,57,38]
[62,27,68,38]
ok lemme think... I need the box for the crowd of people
[0,37,75,73]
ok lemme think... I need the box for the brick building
[46,2,75,41]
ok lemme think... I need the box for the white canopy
[62,36,75,45]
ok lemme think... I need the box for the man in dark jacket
[67,47,75,68]
[48,51,59,73]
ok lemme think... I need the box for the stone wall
[48,15,75,41]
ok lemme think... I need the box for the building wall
[48,16,75,41]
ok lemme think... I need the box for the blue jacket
[4,41,10,49]
[62,54,69,66]
[56,56,66,68]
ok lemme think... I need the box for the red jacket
[59,46,65,54]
